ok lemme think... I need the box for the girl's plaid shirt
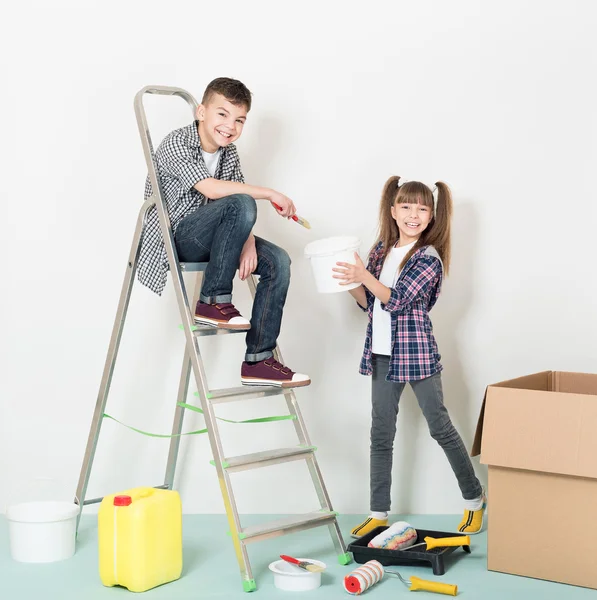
[358,242,444,382]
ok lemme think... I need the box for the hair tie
[431,185,438,212]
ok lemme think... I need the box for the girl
[333,176,485,537]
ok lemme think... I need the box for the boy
[138,77,310,388]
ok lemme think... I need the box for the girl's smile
[391,201,433,245]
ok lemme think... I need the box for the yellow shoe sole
[350,517,388,539]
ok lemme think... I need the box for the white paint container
[268,558,326,591]
[304,236,362,293]
[6,501,79,563]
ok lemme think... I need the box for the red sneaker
[194,301,250,330]
[241,358,311,388]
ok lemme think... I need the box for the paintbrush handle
[272,202,299,221]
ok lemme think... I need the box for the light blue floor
[1,514,593,599]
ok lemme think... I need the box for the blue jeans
[174,194,291,362]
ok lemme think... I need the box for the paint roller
[343,560,458,596]
[367,521,470,552]
[406,535,471,551]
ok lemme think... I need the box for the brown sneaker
[241,358,311,388]
[194,301,250,330]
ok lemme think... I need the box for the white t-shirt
[371,241,415,356]
[201,148,221,177]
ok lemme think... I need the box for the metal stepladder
[74,85,350,592]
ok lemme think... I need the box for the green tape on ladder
[102,402,295,438]
[178,324,198,331]
[102,414,208,438]
[209,460,230,469]
[179,402,296,424]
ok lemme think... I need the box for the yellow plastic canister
[98,487,182,592]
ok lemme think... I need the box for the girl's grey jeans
[370,354,483,512]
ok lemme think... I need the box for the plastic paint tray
[347,526,471,576]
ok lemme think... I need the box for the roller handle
[424,535,471,549]
[409,576,458,596]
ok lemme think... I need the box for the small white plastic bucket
[5,477,79,563]
[304,236,361,294]
[6,501,79,563]
[269,558,326,591]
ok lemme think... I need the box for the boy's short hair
[201,77,252,111]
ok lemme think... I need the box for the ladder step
[80,484,170,506]
[208,386,287,404]
[240,511,338,544]
[192,324,245,337]
[219,446,316,473]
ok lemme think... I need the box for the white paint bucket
[6,501,79,563]
[268,558,326,591]
[304,236,361,294]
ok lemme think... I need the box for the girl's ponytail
[427,181,453,275]
[374,175,402,259]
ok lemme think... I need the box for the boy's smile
[391,201,433,246]
[196,93,247,153]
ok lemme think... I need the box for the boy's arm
[156,135,296,218]
[194,179,296,218]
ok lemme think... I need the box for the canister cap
[113,495,132,506]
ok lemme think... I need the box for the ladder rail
[164,273,203,490]
[164,350,191,489]
[74,86,196,520]
[134,87,252,583]
[74,198,152,525]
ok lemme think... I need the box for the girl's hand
[239,236,258,280]
[332,253,369,285]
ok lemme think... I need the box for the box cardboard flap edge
[471,371,597,480]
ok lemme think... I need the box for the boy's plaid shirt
[359,242,444,382]
[137,121,244,295]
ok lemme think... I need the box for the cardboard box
[472,371,597,589]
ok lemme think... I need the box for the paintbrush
[271,203,311,229]
[279,555,325,573]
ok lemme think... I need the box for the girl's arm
[333,253,391,304]
[348,285,368,309]
[361,272,391,304]
[382,261,440,313]
[334,253,440,313]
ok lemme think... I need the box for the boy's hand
[269,191,297,218]
[239,236,258,281]
[332,253,370,285]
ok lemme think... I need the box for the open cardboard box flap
[471,371,597,479]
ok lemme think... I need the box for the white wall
[2,0,596,516]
